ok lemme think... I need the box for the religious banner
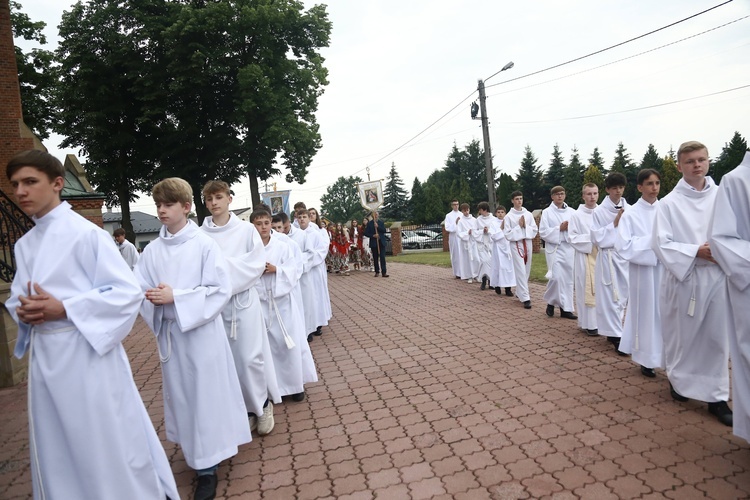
[357,180,383,212]
[260,189,290,215]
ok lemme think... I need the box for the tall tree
[320,175,363,223]
[443,140,486,207]
[381,162,410,220]
[55,0,172,239]
[711,131,748,184]
[408,177,427,224]
[610,142,638,202]
[544,143,566,192]
[583,164,605,202]
[660,156,680,198]
[515,145,545,210]
[11,1,56,139]
[496,172,517,210]
[588,147,606,174]
[158,0,331,219]
[640,144,663,173]
[561,146,585,207]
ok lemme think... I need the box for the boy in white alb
[201,180,279,436]
[653,141,732,427]
[474,201,496,290]
[490,206,516,297]
[444,199,462,278]
[539,186,577,319]
[568,183,599,336]
[503,191,538,309]
[6,150,178,500]
[294,208,330,340]
[136,178,251,500]
[591,173,629,352]
[456,202,479,283]
[113,227,139,270]
[710,151,750,440]
[252,208,317,402]
[615,169,663,378]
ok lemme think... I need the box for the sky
[15,0,750,215]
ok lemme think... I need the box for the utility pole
[477,79,495,211]
[475,61,513,212]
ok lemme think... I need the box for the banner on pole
[260,189,290,215]
[356,180,384,212]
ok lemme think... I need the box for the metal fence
[399,223,443,251]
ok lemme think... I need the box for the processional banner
[260,190,291,215]
[356,180,384,212]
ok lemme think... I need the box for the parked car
[411,229,443,249]
[401,230,436,249]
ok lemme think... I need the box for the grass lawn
[391,250,549,283]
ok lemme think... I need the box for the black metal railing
[0,189,34,283]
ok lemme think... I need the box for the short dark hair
[293,201,307,210]
[256,202,272,212]
[459,203,469,211]
[477,201,490,212]
[271,214,283,224]
[250,208,271,222]
[496,205,506,212]
[277,212,290,224]
[604,172,627,189]
[113,228,126,237]
[7,150,65,181]
[510,191,523,199]
[637,168,661,185]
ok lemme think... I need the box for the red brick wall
[0,0,34,196]
[66,198,105,228]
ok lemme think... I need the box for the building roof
[103,210,162,234]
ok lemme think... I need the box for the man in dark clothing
[364,211,388,277]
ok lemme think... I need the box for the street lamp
[476,61,514,212]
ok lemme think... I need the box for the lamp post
[477,61,513,212]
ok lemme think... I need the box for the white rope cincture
[267,289,296,349]
[688,281,696,317]
[157,321,173,363]
[634,270,641,352]
[28,327,46,500]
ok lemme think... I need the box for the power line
[486,15,749,98]
[360,0,735,173]
[501,83,750,124]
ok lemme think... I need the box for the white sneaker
[467,279,473,284]
[257,402,275,436]
[249,414,257,432]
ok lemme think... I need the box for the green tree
[55,0,171,239]
[381,162,410,220]
[561,146,585,207]
[543,143,566,193]
[409,177,428,224]
[496,172,517,210]
[583,164,605,202]
[588,147,606,173]
[157,0,332,219]
[660,156,680,198]
[443,140,486,208]
[11,1,56,139]
[639,144,663,173]
[711,131,748,183]
[320,176,363,223]
[610,142,638,202]
[515,145,545,210]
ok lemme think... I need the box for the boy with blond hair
[653,141,732,426]
[201,180,280,436]
[504,191,538,308]
[569,183,599,335]
[136,177,251,499]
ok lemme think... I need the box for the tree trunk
[116,154,136,243]
[193,189,209,225]
[249,175,261,208]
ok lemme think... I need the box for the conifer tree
[544,143,566,192]
[409,177,427,224]
[710,131,748,183]
[660,156,680,198]
[610,142,638,202]
[583,164,605,202]
[562,146,585,206]
[381,162,410,220]
[496,173,517,210]
[588,147,606,174]
[640,144,663,173]
[515,145,545,210]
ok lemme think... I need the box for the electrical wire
[501,83,750,124]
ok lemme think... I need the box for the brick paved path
[1,262,749,499]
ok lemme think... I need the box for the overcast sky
[17,0,750,215]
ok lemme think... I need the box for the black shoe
[670,382,689,402]
[291,392,305,402]
[546,304,555,317]
[505,287,513,297]
[382,274,389,278]
[523,300,531,309]
[708,401,733,427]
[560,309,578,320]
[481,276,487,290]
[640,366,656,378]
[194,473,218,500]
[607,336,619,345]
[615,348,629,357]
[456,276,461,279]
[495,287,503,295]
[307,333,313,342]
[374,272,380,277]
[314,326,323,336]
[586,329,599,337]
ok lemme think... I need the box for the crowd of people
[445,141,750,441]
[5,141,749,499]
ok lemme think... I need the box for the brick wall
[66,198,105,228]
